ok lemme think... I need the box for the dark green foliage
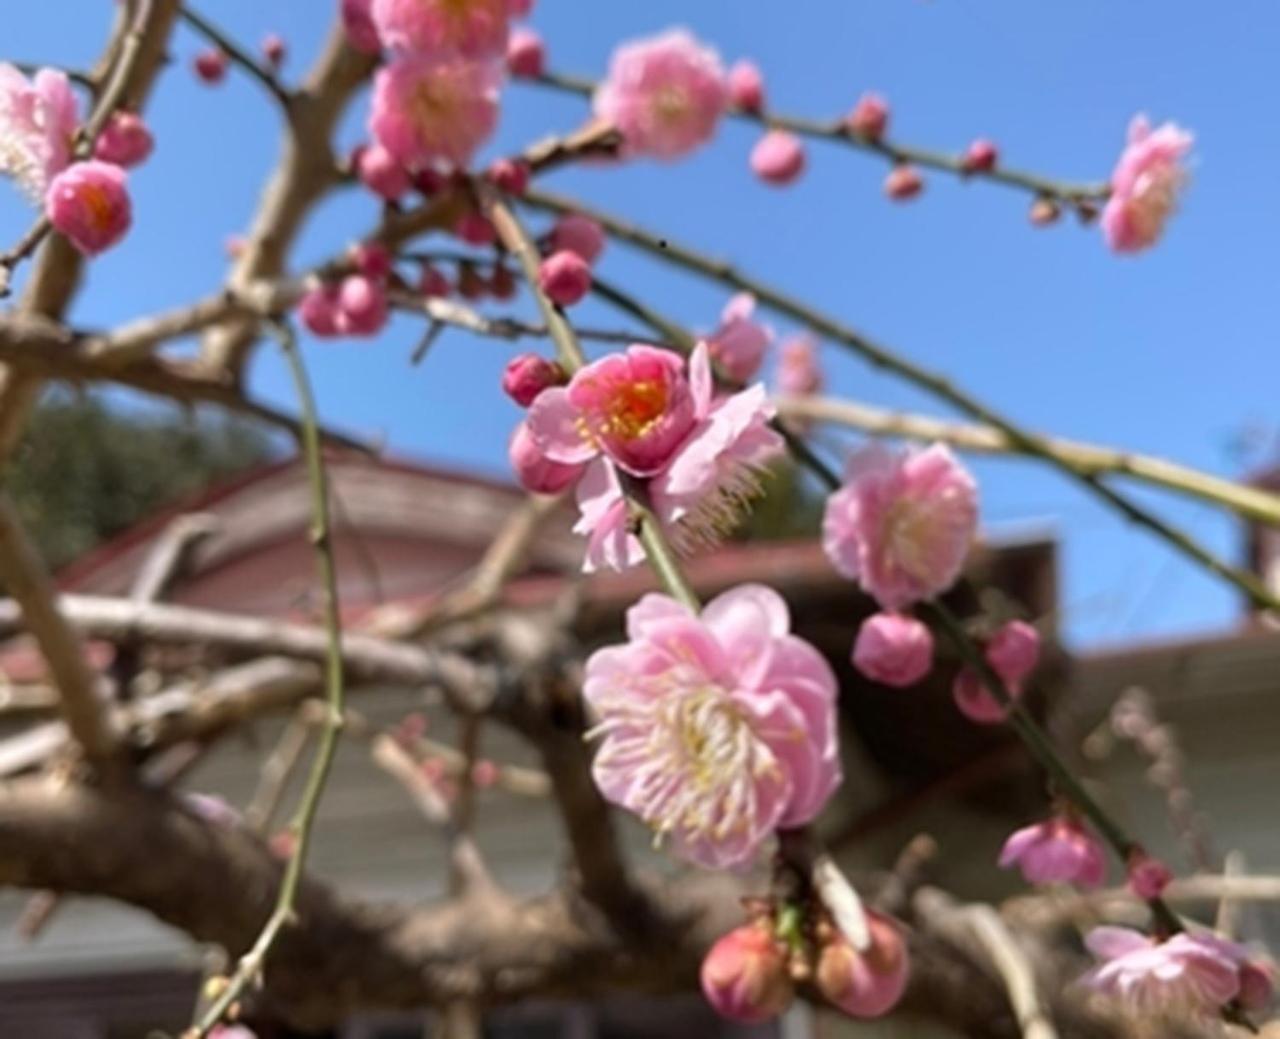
[5,392,277,570]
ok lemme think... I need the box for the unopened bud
[700,924,794,1024]
[1029,197,1061,226]
[816,910,909,1019]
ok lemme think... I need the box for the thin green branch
[188,321,346,1037]
[522,187,1280,615]
[532,70,1109,207]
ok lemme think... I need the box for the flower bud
[355,143,410,202]
[550,213,606,265]
[538,249,591,307]
[455,211,497,247]
[262,33,287,71]
[1126,851,1173,900]
[884,164,924,201]
[750,130,806,186]
[1029,197,1061,226]
[341,0,381,54]
[93,111,154,169]
[45,161,132,256]
[952,666,1018,724]
[506,27,545,78]
[193,48,228,85]
[852,612,933,688]
[488,264,517,301]
[727,60,766,113]
[848,92,889,140]
[350,241,392,279]
[509,421,585,494]
[413,166,447,196]
[298,284,341,337]
[700,924,794,1024]
[457,263,487,301]
[1238,960,1275,1011]
[960,138,999,173]
[816,911,909,1019]
[986,620,1040,690]
[503,353,565,407]
[487,157,530,196]
[471,759,500,788]
[337,274,388,336]
[418,263,451,298]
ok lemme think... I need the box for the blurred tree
[5,392,277,569]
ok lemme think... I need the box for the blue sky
[4,3,1278,649]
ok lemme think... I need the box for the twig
[0,494,118,767]
[779,394,1280,528]
[129,514,219,603]
[178,5,291,106]
[532,70,1109,207]
[188,320,346,1036]
[523,188,1280,615]
[0,220,53,299]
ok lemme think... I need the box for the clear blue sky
[5,3,1278,649]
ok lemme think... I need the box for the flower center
[411,78,457,130]
[1129,166,1183,242]
[79,183,116,232]
[653,85,690,126]
[590,377,670,442]
[882,498,940,581]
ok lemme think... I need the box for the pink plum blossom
[816,910,910,1019]
[852,612,933,688]
[508,421,585,494]
[350,241,393,279]
[750,130,806,186]
[701,924,793,1022]
[584,584,841,869]
[776,334,823,397]
[355,142,411,201]
[369,54,501,170]
[706,293,772,383]
[1101,115,1193,254]
[550,212,606,264]
[847,92,889,140]
[822,442,978,610]
[372,0,517,60]
[93,111,153,168]
[454,210,496,246]
[506,27,544,78]
[537,249,591,306]
[45,160,132,256]
[726,60,765,114]
[593,29,728,161]
[342,0,383,54]
[961,138,998,173]
[486,156,529,195]
[952,665,1020,724]
[502,353,564,407]
[0,64,79,202]
[998,816,1106,889]
[297,275,388,338]
[1082,927,1250,1016]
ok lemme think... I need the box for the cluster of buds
[701,900,909,1024]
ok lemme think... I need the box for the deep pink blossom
[701,924,793,1022]
[852,613,933,688]
[337,273,389,335]
[369,54,501,169]
[584,584,841,869]
[45,160,131,256]
[0,64,79,202]
[847,92,889,140]
[509,421,584,494]
[726,60,765,114]
[537,249,591,306]
[999,817,1106,889]
[816,910,910,1019]
[550,212,606,264]
[822,443,978,610]
[593,29,728,161]
[750,129,806,186]
[342,0,383,54]
[1101,115,1193,254]
[776,334,823,397]
[486,156,529,195]
[505,26,544,78]
[355,142,411,201]
[1082,927,1248,1015]
[93,111,153,169]
[299,284,342,336]
[372,0,516,59]
[350,241,393,278]
[706,293,772,383]
[502,353,564,407]
[952,665,1021,724]
[455,210,496,246]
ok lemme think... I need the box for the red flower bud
[700,924,794,1024]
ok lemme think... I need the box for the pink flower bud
[852,613,933,688]
[750,130,806,186]
[1127,852,1173,900]
[727,60,766,113]
[1030,197,1061,226]
[961,138,998,173]
[700,924,793,1024]
[848,92,889,140]
[986,620,1040,691]
[298,284,341,337]
[45,160,132,256]
[350,241,392,279]
[471,759,500,789]
[413,167,447,196]
[341,0,382,54]
[262,33,287,71]
[355,143,410,202]
[503,353,565,407]
[488,264,517,301]
[418,263,451,298]
[457,264,488,300]
[455,211,497,247]
[509,421,585,494]
[193,48,228,85]
[487,157,530,196]
[816,910,909,1019]
[337,274,388,336]
[1000,817,1106,889]
[93,111,153,168]
[884,164,924,201]
[225,234,246,259]
[506,27,545,78]
[538,249,591,307]
[951,666,1019,724]
[1238,960,1275,1011]
[776,334,823,397]
[550,213,606,265]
